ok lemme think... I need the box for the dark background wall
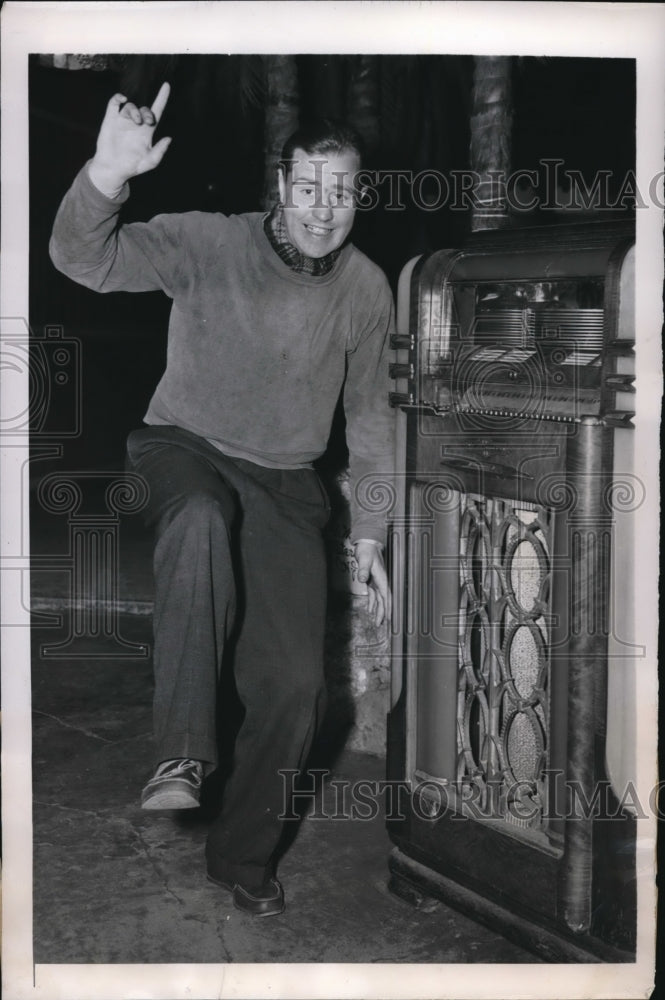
[28,54,635,474]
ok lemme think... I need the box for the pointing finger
[151,82,170,123]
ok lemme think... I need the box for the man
[50,83,395,917]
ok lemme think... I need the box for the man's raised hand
[88,83,172,198]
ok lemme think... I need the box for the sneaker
[141,758,203,810]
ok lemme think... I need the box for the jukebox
[386,220,637,962]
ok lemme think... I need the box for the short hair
[280,118,365,175]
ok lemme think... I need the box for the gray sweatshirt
[49,164,397,543]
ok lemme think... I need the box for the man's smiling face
[277,146,361,259]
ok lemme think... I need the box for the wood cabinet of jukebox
[386,220,637,962]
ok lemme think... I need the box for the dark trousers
[126,425,330,886]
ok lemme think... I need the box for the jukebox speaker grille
[456,493,553,841]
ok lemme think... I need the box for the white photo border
[2,2,663,998]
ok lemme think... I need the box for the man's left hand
[354,541,391,627]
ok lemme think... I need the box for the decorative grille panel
[456,494,552,840]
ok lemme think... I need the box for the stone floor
[26,428,541,971]
[30,613,539,966]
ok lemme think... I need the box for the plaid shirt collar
[263,203,342,277]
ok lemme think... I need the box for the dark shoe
[141,758,203,810]
[207,872,285,917]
